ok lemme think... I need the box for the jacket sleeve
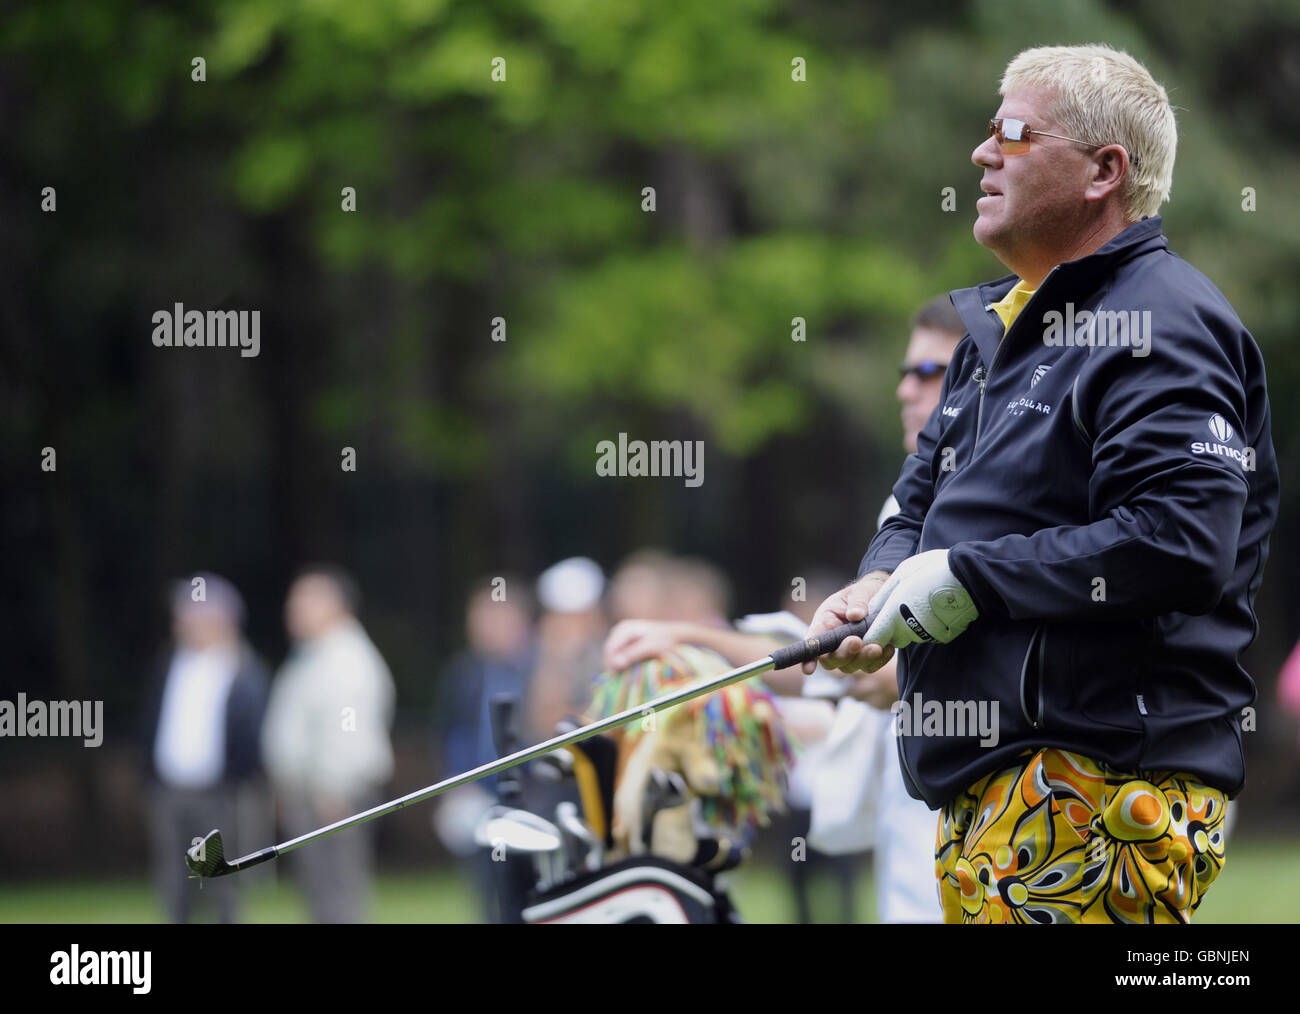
[858,343,966,578]
[947,304,1254,622]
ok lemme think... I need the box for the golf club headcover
[864,549,978,647]
[589,644,795,849]
[610,710,720,856]
[692,835,748,873]
[648,801,697,865]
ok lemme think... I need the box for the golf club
[185,614,872,879]
[555,801,601,872]
[473,805,569,891]
[530,748,574,782]
[641,768,688,853]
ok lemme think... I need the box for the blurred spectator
[662,556,733,624]
[436,576,538,788]
[261,565,395,923]
[1280,635,1300,739]
[765,570,865,924]
[524,557,608,740]
[142,572,269,923]
[431,575,537,922]
[1278,637,1300,809]
[608,549,678,622]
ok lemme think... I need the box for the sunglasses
[987,117,1103,157]
[899,359,948,381]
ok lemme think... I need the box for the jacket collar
[951,216,1168,370]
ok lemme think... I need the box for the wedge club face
[186,828,277,879]
[186,828,230,878]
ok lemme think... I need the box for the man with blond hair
[804,45,1278,923]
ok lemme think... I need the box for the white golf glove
[863,549,978,648]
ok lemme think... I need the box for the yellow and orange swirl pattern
[936,748,1226,924]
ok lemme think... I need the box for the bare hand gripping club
[184,616,872,878]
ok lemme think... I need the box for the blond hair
[1001,44,1176,221]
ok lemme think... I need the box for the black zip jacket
[859,217,1279,809]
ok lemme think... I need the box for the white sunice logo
[1190,412,1253,471]
[1208,414,1234,442]
[1031,364,1051,387]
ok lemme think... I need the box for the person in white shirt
[262,565,396,923]
[144,573,269,923]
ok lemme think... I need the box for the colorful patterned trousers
[936,748,1227,923]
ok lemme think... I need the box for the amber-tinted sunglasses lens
[989,117,1030,155]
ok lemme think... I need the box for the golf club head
[642,769,688,838]
[473,807,564,854]
[530,748,575,783]
[658,769,689,805]
[473,806,570,891]
[185,828,232,878]
[555,801,601,871]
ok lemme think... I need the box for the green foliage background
[2,0,1298,874]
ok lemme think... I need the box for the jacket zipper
[1036,626,1047,729]
[975,268,1058,443]
[894,649,926,800]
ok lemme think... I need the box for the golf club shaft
[216,616,872,874]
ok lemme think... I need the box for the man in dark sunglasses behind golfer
[804,44,1279,923]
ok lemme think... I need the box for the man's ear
[1084,143,1129,203]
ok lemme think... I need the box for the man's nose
[972,135,1000,168]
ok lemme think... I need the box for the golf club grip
[769,616,872,670]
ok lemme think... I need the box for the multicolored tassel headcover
[586,643,798,832]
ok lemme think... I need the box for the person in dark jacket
[142,572,269,923]
[432,576,538,923]
[803,44,1279,924]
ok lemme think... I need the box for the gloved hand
[863,549,978,648]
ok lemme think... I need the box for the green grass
[1,837,1295,923]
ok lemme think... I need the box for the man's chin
[972,214,1000,249]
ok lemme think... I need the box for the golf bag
[520,854,738,924]
[476,693,747,924]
